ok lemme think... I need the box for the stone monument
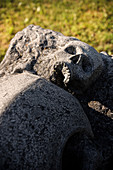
[0,25,113,169]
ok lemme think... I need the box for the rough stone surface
[75,52,113,169]
[0,25,113,169]
[0,72,94,170]
[0,25,103,93]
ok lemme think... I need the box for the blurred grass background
[0,0,113,62]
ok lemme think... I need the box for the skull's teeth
[62,64,71,84]
[53,62,71,85]
[63,73,70,84]
[63,64,69,71]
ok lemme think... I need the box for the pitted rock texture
[0,25,113,169]
[0,72,94,170]
[0,25,103,93]
[75,53,113,169]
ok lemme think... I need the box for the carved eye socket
[65,46,76,55]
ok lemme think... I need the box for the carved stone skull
[35,40,103,93]
[0,25,106,169]
[0,25,103,94]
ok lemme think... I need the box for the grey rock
[0,72,99,170]
[1,25,112,169]
[0,25,103,93]
[75,52,113,169]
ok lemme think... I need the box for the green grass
[0,0,113,62]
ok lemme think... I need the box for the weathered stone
[75,52,113,169]
[0,25,103,93]
[0,72,98,170]
[1,25,113,169]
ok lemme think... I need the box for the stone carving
[75,52,113,169]
[0,25,113,169]
[0,72,101,170]
[0,25,103,93]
